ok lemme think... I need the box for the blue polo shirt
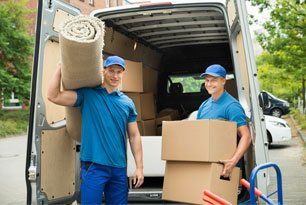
[196,91,247,127]
[73,85,137,168]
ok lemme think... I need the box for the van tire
[267,130,272,147]
[271,108,282,118]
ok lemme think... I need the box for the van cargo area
[95,4,244,202]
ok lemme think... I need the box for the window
[167,74,235,94]
[167,74,204,94]
[105,0,110,7]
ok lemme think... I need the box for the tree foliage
[0,0,34,103]
[250,0,306,108]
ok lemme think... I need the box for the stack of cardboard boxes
[120,60,158,136]
[162,120,240,204]
[122,59,180,136]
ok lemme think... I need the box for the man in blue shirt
[47,56,144,205]
[197,64,252,178]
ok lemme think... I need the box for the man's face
[204,75,226,95]
[103,65,124,88]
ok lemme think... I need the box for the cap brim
[104,63,125,70]
[200,72,223,78]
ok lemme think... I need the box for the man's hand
[132,167,144,188]
[219,159,236,178]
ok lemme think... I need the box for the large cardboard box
[137,119,156,136]
[162,161,239,205]
[125,92,156,121]
[162,120,237,162]
[143,66,158,93]
[140,93,156,120]
[120,60,143,92]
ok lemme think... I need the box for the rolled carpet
[59,15,105,142]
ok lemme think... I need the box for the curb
[290,115,306,145]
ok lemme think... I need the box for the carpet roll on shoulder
[59,15,105,142]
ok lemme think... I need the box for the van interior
[98,6,238,118]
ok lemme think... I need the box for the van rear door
[25,1,81,204]
[226,0,269,194]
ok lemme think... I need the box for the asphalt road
[0,135,306,204]
[0,135,27,205]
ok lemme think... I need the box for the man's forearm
[47,66,61,101]
[231,135,251,165]
[129,135,143,169]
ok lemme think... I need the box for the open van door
[226,0,269,194]
[25,1,81,204]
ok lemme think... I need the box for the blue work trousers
[81,162,128,205]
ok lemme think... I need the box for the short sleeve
[196,103,203,119]
[73,88,85,107]
[128,101,138,123]
[226,102,247,127]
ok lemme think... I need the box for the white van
[26,0,270,204]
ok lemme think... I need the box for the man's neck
[102,82,118,94]
[212,89,225,101]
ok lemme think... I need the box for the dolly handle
[202,190,232,205]
[240,179,263,197]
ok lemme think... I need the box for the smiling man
[47,56,144,205]
[196,64,252,178]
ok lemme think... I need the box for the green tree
[0,0,34,106]
[251,0,306,110]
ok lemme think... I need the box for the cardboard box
[156,109,179,126]
[143,66,158,93]
[140,93,156,120]
[125,92,156,121]
[120,60,143,92]
[162,161,239,205]
[162,120,237,162]
[137,119,156,136]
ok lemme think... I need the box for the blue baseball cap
[200,64,226,78]
[104,56,126,70]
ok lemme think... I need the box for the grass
[0,109,29,138]
[291,108,306,130]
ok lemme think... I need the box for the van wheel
[267,130,272,148]
[271,108,282,118]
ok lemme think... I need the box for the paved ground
[1,127,306,204]
[0,135,27,205]
[268,137,306,204]
[267,116,306,204]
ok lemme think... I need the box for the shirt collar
[212,91,228,104]
[95,85,123,96]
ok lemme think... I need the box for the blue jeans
[80,162,128,205]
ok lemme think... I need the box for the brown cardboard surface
[137,119,156,136]
[162,120,237,162]
[162,162,239,205]
[156,109,179,126]
[120,60,143,92]
[140,93,156,120]
[143,66,158,93]
[125,92,156,121]
[156,115,172,127]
